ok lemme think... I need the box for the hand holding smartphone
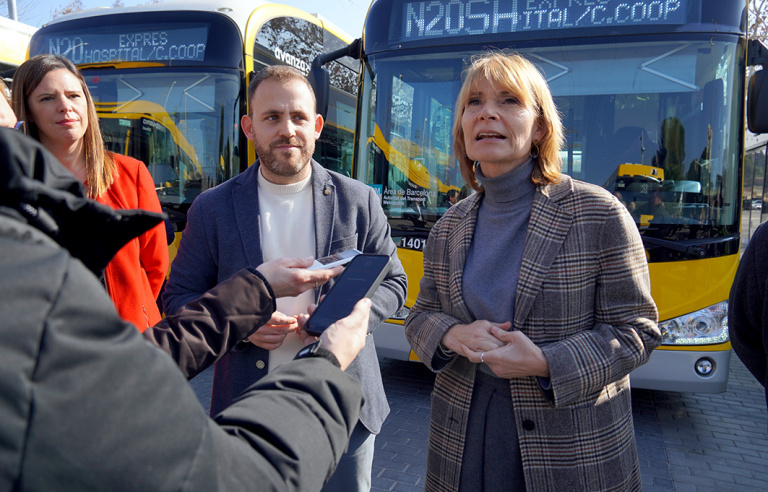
[304,254,392,336]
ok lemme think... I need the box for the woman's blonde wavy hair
[12,54,115,198]
[452,51,564,192]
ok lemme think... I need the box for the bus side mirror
[748,69,768,134]
[308,66,330,122]
[309,38,361,123]
[748,38,768,134]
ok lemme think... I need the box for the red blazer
[95,153,169,331]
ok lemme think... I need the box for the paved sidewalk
[636,356,768,492]
[371,355,768,492]
[372,358,433,492]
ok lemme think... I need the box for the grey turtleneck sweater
[463,158,536,330]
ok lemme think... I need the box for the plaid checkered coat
[405,175,660,492]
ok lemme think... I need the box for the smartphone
[304,254,392,336]
[308,248,362,270]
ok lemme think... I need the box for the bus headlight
[658,301,729,345]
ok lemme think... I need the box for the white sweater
[257,168,315,372]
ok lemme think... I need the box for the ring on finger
[480,352,485,364]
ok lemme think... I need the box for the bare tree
[51,0,84,19]
[0,0,41,23]
[749,0,768,41]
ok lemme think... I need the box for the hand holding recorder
[308,248,362,270]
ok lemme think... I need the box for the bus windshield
[82,68,242,208]
[356,37,743,257]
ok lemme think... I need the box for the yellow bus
[313,0,768,392]
[742,132,768,244]
[28,0,358,257]
[0,16,36,79]
[94,100,202,204]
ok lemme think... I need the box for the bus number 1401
[400,237,427,251]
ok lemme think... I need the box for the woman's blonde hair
[452,51,564,191]
[12,54,115,198]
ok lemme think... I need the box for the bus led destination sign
[37,26,209,64]
[401,0,688,40]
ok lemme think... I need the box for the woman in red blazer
[12,54,168,332]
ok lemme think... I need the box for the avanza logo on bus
[273,47,310,74]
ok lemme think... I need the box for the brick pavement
[372,355,768,492]
[635,356,768,492]
[189,353,768,491]
[372,358,433,492]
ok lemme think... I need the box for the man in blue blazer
[163,65,407,491]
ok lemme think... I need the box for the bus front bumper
[373,320,415,361]
[629,347,731,393]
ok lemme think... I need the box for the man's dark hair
[247,65,317,114]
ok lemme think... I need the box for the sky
[8,0,370,38]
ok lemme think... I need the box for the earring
[530,142,540,159]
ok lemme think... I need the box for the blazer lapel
[232,164,264,267]
[514,179,574,329]
[448,194,480,324]
[311,161,335,260]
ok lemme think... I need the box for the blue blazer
[163,161,407,433]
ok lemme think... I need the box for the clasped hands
[441,320,550,379]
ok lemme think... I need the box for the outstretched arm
[146,258,342,379]
[14,244,363,492]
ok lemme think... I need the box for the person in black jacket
[0,126,371,491]
[729,221,768,409]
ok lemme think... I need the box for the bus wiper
[390,226,430,239]
[640,235,738,259]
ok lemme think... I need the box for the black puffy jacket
[0,128,362,491]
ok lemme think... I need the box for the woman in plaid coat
[404,52,661,492]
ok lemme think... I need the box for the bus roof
[43,0,352,44]
[0,16,37,69]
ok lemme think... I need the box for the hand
[255,257,343,298]
[0,94,17,129]
[314,298,371,371]
[442,320,510,358]
[295,312,315,346]
[247,311,299,350]
[466,326,550,379]
[293,293,329,345]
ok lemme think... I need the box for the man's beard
[255,137,314,178]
